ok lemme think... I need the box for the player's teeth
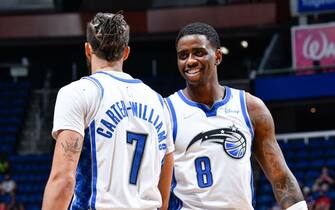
[188,69,199,74]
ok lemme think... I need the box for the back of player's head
[176,22,220,49]
[87,11,129,62]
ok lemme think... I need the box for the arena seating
[0,82,29,154]
[256,133,335,209]
[10,154,51,210]
[0,81,51,209]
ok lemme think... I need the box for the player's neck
[91,56,124,74]
[184,84,225,108]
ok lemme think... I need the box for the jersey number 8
[194,156,213,188]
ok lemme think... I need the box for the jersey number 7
[127,131,148,185]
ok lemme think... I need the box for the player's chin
[185,77,203,86]
[184,73,202,84]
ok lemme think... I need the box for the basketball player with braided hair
[166,22,307,210]
[42,12,174,210]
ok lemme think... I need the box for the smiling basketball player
[165,22,307,210]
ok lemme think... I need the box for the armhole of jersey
[239,90,254,140]
[82,76,104,131]
[165,97,178,143]
[83,76,104,98]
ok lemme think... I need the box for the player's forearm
[158,152,174,210]
[42,177,75,210]
[272,174,304,209]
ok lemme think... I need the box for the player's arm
[246,93,306,210]
[159,99,175,210]
[42,83,90,210]
[42,130,83,210]
[158,152,174,210]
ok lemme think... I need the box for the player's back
[71,71,170,210]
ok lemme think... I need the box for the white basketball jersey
[166,87,255,210]
[70,71,173,210]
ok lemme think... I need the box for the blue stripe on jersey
[83,76,104,98]
[239,90,254,140]
[169,171,183,210]
[96,71,142,83]
[169,192,183,210]
[177,87,231,117]
[70,127,92,210]
[89,121,98,210]
[250,161,256,208]
[156,93,164,107]
[165,97,177,142]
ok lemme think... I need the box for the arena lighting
[241,40,248,48]
[220,46,229,55]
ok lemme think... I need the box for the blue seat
[257,194,274,204]
[284,151,296,160]
[323,139,335,147]
[308,137,326,147]
[306,170,319,180]
[295,161,310,170]
[310,159,325,168]
[293,171,304,181]
[311,150,325,158]
[0,145,13,153]
[277,140,285,148]
[286,139,306,149]
[325,158,335,167]
[296,150,309,159]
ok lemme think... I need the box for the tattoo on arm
[263,140,282,177]
[61,137,82,162]
[254,113,303,208]
[261,132,303,208]
[273,176,301,208]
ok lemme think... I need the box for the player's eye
[178,52,189,60]
[194,50,205,57]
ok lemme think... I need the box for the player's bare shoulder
[245,92,274,135]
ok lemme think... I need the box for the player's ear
[85,42,93,62]
[215,48,223,66]
[123,46,130,61]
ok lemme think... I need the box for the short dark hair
[176,22,220,49]
[86,11,129,62]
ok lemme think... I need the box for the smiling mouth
[185,69,201,76]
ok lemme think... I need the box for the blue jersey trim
[83,76,104,98]
[250,161,255,208]
[165,97,177,142]
[177,87,231,117]
[169,170,183,210]
[70,127,92,210]
[239,90,254,140]
[156,93,164,107]
[89,121,98,210]
[96,71,142,83]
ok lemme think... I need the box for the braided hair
[87,11,129,62]
[176,22,220,49]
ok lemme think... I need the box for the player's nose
[186,56,199,68]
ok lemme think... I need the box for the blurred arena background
[0,0,335,209]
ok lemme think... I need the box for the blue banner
[298,0,335,13]
[254,72,335,101]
